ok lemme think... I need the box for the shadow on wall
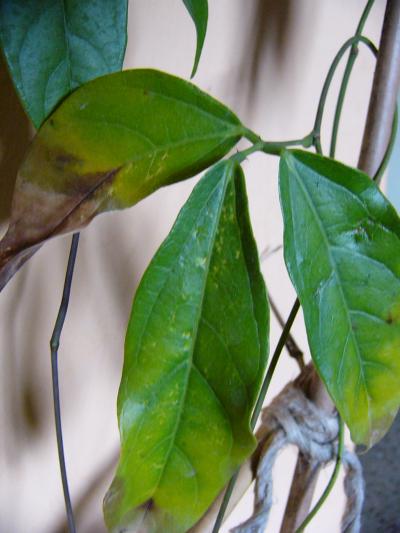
[0,52,31,224]
[0,47,47,462]
[235,0,295,112]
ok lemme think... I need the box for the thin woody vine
[0,1,399,532]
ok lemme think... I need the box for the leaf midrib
[60,0,72,93]
[71,75,242,133]
[122,168,230,458]
[142,90,241,132]
[290,159,372,432]
[152,164,232,497]
[66,117,242,160]
[304,165,400,241]
[12,136,233,259]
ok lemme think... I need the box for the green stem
[211,471,239,533]
[330,0,376,158]
[233,132,314,164]
[313,35,378,154]
[243,128,264,145]
[295,416,345,533]
[259,133,314,156]
[251,298,300,429]
[231,141,264,163]
[373,106,398,183]
[244,128,314,153]
[212,299,301,532]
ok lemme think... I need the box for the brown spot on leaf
[141,498,154,511]
[54,152,83,170]
[386,302,400,325]
[0,166,121,291]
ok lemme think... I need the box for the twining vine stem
[327,0,398,183]
[211,300,301,533]
[295,416,345,533]
[374,106,398,183]
[359,0,400,176]
[269,296,305,371]
[50,232,80,533]
[330,0,376,158]
[212,1,381,531]
[251,299,301,429]
[313,34,378,155]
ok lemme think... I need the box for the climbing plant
[0,1,398,532]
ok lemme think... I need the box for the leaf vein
[291,164,373,433]
[200,316,249,401]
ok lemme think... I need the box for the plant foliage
[0,0,128,128]
[0,69,244,291]
[182,0,208,78]
[279,150,400,448]
[104,161,269,532]
[0,2,399,532]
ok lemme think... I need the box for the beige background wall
[0,1,386,531]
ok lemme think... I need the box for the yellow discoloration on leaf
[0,69,244,290]
[104,162,269,532]
[280,149,400,448]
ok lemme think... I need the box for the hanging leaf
[0,0,128,128]
[0,69,245,291]
[182,0,208,78]
[279,149,400,448]
[104,160,269,533]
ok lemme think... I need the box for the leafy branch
[1,2,400,533]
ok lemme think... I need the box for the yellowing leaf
[279,150,400,448]
[104,161,269,532]
[0,69,245,291]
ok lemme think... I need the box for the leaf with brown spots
[0,69,245,291]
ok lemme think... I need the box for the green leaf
[104,161,269,532]
[0,69,245,291]
[279,149,400,448]
[183,0,208,78]
[0,0,128,128]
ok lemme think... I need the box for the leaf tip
[189,64,197,79]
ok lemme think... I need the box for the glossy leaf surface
[0,0,128,128]
[279,150,400,448]
[104,161,269,532]
[0,69,244,291]
[182,0,208,78]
